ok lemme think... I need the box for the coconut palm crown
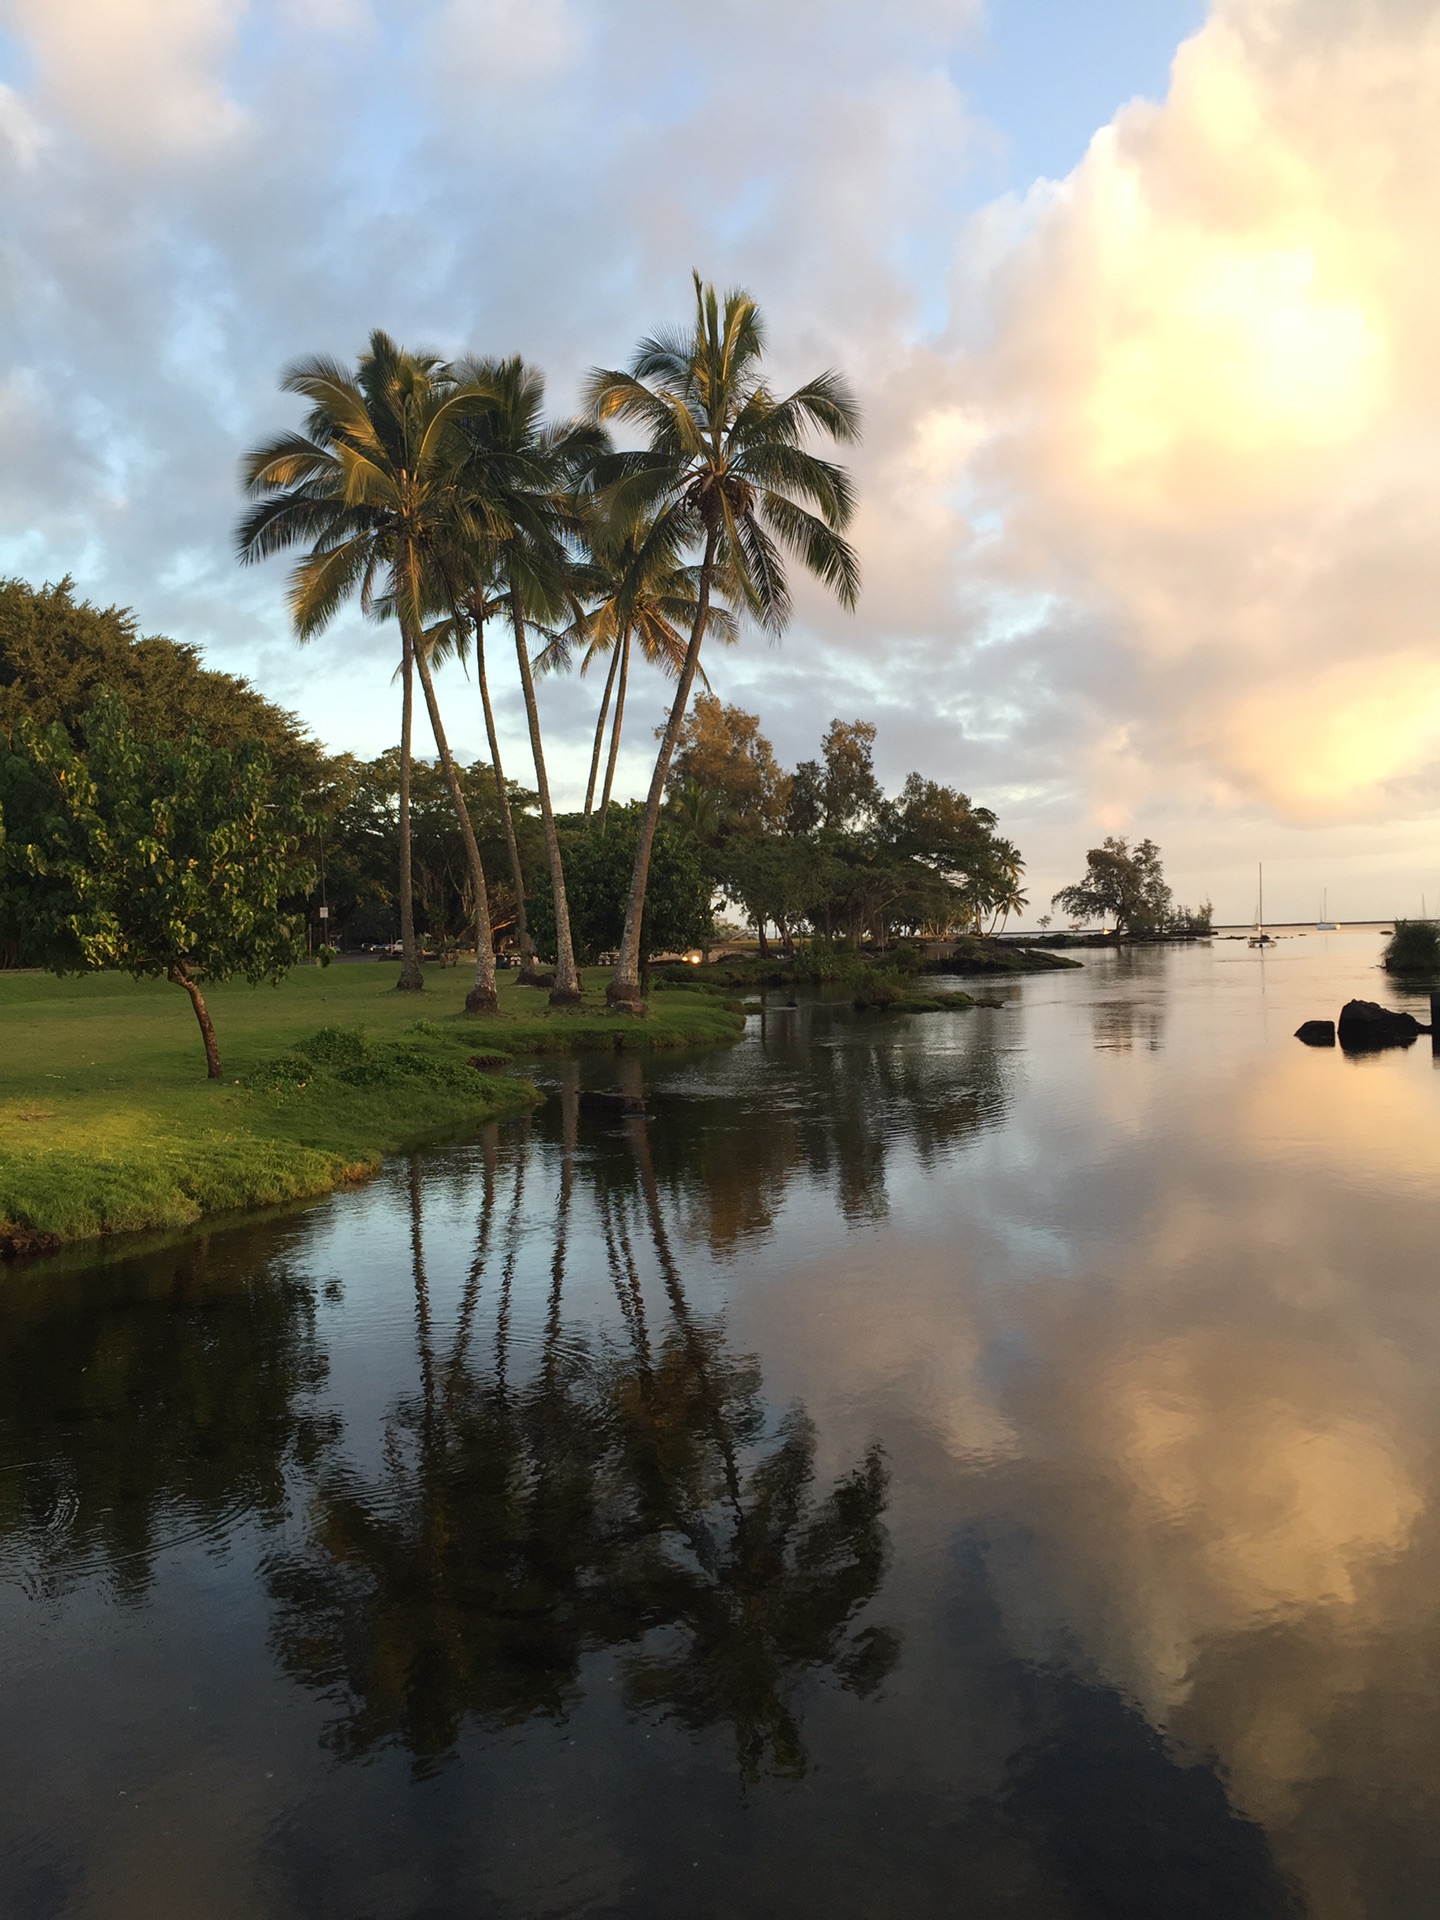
[534,519,740,831]
[584,273,861,1005]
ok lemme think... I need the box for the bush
[316,943,337,967]
[296,1025,367,1068]
[852,967,907,1011]
[1383,920,1440,974]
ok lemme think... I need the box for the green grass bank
[0,964,745,1254]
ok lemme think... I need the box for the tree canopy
[528,808,712,973]
[661,699,1026,952]
[0,690,311,1075]
[0,576,319,784]
[1051,836,1173,935]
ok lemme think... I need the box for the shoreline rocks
[1295,1020,1336,1047]
[1337,1000,1425,1050]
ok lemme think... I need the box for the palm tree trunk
[473,611,534,970]
[608,531,716,1006]
[507,579,582,1008]
[397,628,424,992]
[412,627,498,1014]
[597,625,631,834]
[583,639,622,821]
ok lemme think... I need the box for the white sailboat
[1248,863,1275,947]
[1316,888,1336,931]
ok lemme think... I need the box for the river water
[3,933,1439,1919]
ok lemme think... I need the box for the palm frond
[758,493,861,609]
[728,503,790,634]
[287,534,377,640]
[738,443,856,528]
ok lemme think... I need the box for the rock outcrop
[1294,1020,1336,1046]
[1336,999,1424,1050]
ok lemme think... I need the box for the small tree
[1051,836,1173,936]
[0,691,311,1078]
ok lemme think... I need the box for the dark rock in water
[1294,1020,1336,1046]
[1337,999,1424,1051]
[578,1089,647,1117]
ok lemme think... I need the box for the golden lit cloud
[3,0,247,157]
[957,0,1440,826]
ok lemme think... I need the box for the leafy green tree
[665,694,788,832]
[1052,835,1173,935]
[585,273,861,1007]
[0,576,321,786]
[818,718,884,830]
[528,809,712,978]
[0,690,310,1077]
[715,835,831,956]
[237,332,500,1011]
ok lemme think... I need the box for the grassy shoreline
[0,964,745,1256]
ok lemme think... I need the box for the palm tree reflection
[265,1112,897,1782]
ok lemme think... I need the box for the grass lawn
[0,962,745,1251]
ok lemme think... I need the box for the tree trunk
[508,579,582,1008]
[473,610,534,970]
[170,964,221,1079]
[413,627,498,1014]
[597,625,631,835]
[757,920,770,959]
[396,627,424,991]
[583,639,622,821]
[608,533,715,1007]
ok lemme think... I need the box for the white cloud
[950,0,1440,841]
[0,0,1437,916]
[1,0,248,159]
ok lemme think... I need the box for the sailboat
[1248,863,1275,947]
[1316,888,1336,931]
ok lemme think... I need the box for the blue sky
[963,0,1207,189]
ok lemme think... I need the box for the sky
[1,0,1437,925]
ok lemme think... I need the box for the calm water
[4,934,1440,1919]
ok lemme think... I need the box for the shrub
[853,967,907,1011]
[296,1025,367,1068]
[1383,920,1440,974]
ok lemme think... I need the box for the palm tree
[585,275,861,1007]
[237,332,500,1012]
[421,565,538,974]
[534,518,738,834]
[448,355,608,1009]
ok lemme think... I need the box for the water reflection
[0,1233,329,1599]
[264,1109,896,1782]
[644,993,1010,1241]
[7,941,1440,1918]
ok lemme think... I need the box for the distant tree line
[658,695,1027,952]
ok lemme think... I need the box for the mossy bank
[0,964,745,1254]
